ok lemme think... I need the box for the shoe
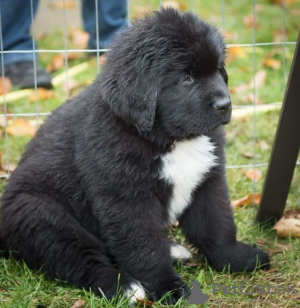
[2,61,53,89]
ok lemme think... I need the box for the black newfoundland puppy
[0,8,270,304]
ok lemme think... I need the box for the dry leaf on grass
[136,299,154,307]
[262,58,281,70]
[245,168,262,181]
[70,299,85,308]
[231,193,261,208]
[249,70,267,88]
[229,83,248,94]
[283,209,300,220]
[270,0,299,6]
[69,29,89,49]
[49,0,76,10]
[0,77,11,95]
[132,5,153,19]
[7,118,36,137]
[162,1,181,9]
[0,116,6,128]
[247,93,264,105]
[47,53,81,72]
[258,140,270,151]
[99,54,107,68]
[242,152,253,159]
[29,88,54,102]
[273,218,300,238]
[227,46,247,63]
[243,15,260,29]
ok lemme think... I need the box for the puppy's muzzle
[213,98,231,115]
[213,97,232,125]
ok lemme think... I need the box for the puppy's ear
[100,63,158,132]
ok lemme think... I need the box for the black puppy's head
[100,8,231,139]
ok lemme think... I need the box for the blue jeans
[0,0,128,65]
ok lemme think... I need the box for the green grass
[1,0,300,307]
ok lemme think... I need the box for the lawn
[1,0,300,307]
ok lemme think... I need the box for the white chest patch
[160,135,218,224]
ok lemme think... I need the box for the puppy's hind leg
[1,193,144,303]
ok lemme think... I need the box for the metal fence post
[256,30,300,225]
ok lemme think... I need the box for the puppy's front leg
[99,198,190,303]
[179,166,270,272]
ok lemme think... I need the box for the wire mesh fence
[0,0,298,202]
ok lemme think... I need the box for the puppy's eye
[185,75,193,82]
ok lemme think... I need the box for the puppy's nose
[213,98,231,114]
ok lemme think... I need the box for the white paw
[170,243,192,261]
[126,282,145,305]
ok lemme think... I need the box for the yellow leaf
[136,299,154,307]
[262,58,281,70]
[69,29,89,49]
[7,119,36,137]
[227,46,247,63]
[69,299,85,308]
[49,0,76,10]
[273,218,300,238]
[231,193,261,208]
[0,77,11,95]
[249,70,267,89]
[245,168,262,181]
[162,1,181,10]
[29,88,54,102]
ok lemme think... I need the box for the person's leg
[0,0,52,89]
[82,0,128,51]
[0,0,38,65]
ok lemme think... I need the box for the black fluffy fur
[0,8,270,303]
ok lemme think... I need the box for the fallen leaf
[242,152,253,159]
[246,168,262,181]
[223,31,236,41]
[172,221,179,227]
[0,116,6,128]
[273,218,300,238]
[70,299,85,308]
[270,0,299,6]
[7,118,36,137]
[243,15,260,29]
[69,29,89,49]
[162,1,180,10]
[0,77,11,95]
[35,32,47,40]
[284,209,300,220]
[47,53,81,72]
[275,243,289,250]
[249,70,267,88]
[258,140,270,151]
[273,28,289,42]
[132,5,153,19]
[29,88,54,102]
[0,162,16,173]
[49,0,76,10]
[227,46,247,63]
[247,93,264,105]
[62,78,79,93]
[231,193,261,208]
[136,299,154,307]
[229,83,248,94]
[262,58,281,70]
[99,54,107,68]
[266,268,278,273]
